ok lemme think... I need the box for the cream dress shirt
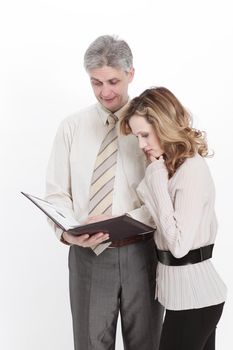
[45,102,153,240]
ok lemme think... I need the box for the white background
[0,0,232,349]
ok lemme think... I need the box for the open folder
[21,192,155,242]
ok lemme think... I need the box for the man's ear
[128,67,135,83]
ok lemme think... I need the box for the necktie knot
[107,114,118,125]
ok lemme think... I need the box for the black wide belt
[156,244,214,266]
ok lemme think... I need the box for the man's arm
[45,119,109,247]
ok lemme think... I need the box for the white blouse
[137,154,227,310]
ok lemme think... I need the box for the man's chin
[100,99,123,112]
[103,103,119,112]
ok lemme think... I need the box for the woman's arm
[144,157,212,258]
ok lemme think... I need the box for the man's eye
[92,81,102,86]
[110,80,119,85]
[142,134,149,138]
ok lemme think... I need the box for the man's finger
[68,232,109,247]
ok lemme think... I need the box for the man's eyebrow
[90,77,101,82]
[90,77,120,83]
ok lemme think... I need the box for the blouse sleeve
[144,157,211,258]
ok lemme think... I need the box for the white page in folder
[26,194,80,230]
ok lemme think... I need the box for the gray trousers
[68,238,164,350]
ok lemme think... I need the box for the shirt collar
[96,99,130,125]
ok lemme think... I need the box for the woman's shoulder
[182,153,208,172]
[173,154,212,184]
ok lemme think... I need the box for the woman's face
[129,115,164,159]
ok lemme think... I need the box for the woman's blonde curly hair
[120,87,211,178]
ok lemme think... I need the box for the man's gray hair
[84,35,133,72]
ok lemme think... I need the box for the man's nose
[101,84,112,97]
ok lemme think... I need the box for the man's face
[88,65,134,112]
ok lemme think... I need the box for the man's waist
[108,232,154,248]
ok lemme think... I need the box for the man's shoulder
[63,103,99,124]
[53,103,102,141]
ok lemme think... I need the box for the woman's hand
[149,154,164,163]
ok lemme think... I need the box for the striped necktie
[89,114,118,216]
[89,114,118,255]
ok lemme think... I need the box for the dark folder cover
[21,192,155,242]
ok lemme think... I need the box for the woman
[120,87,227,350]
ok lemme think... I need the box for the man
[46,35,163,350]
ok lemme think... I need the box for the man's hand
[62,214,114,247]
[87,214,113,223]
[62,231,109,247]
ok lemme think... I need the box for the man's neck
[100,99,129,114]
